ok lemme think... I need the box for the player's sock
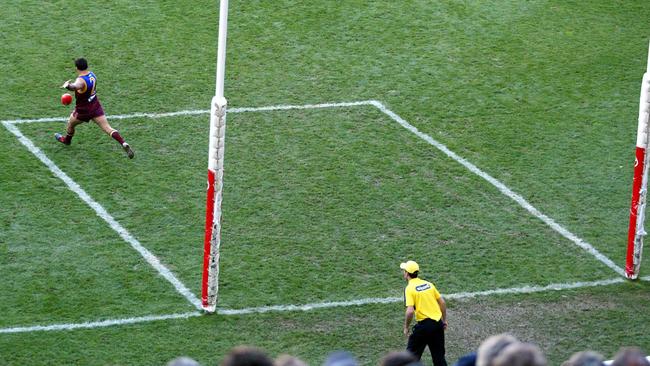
[110,130,134,159]
[110,130,125,145]
[64,133,73,144]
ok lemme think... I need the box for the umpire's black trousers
[407,318,447,366]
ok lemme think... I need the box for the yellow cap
[400,260,419,274]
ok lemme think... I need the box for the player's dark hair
[408,271,419,278]
[74,58,88,71]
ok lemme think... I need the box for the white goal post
[626,40,650,279]
[202,0,229,312]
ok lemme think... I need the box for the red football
[61,93,73,105]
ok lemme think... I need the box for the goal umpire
[401,260,448,366]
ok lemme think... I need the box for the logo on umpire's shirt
[415,283,431,292]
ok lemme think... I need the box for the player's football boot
[122,143,135,159]
[54,133,71,145]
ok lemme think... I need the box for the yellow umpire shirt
[404,278,443,322]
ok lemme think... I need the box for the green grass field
[2,1,650,365]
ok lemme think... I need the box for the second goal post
[626,40,650,280]
[202,0,229,313]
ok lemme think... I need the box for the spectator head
[380,351,422,366]
[324,351,358,366]
[167,357,201,366]
[612,347,650,366]
[476,333,519,366]
[492,342,546,366]
[454,352,477,366]
[275,354,307,366]
[561,351,604,366]
[221,346,274,366]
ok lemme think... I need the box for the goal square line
[0,276,635,334]
[228,99,622,278]
[5,99,623,285]
[0,99,623,332]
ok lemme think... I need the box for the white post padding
[205,96,227,312]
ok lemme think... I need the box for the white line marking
[3,116,69,124]
[106,110,209,120]
[444,277,625,299]
[218,297,401,315]
[217,277,625,315]
[2,121,203,310]
[0,312,201,334]
[0,277,629,333]
[229,100,375,113]
[1,100,377,124]
[369,100,626,277]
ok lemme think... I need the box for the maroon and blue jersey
[75,71,98,106]
[72,71,104,121]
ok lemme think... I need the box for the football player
[56,57,134,159]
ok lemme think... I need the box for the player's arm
[437,296,447,329]
[403,287,415,336]
[403,305,415,336]
[61,77,84,91]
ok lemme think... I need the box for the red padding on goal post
[202,168,216,308]
[626,146,646,278]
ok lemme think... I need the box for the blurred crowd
[164,333,650,366]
